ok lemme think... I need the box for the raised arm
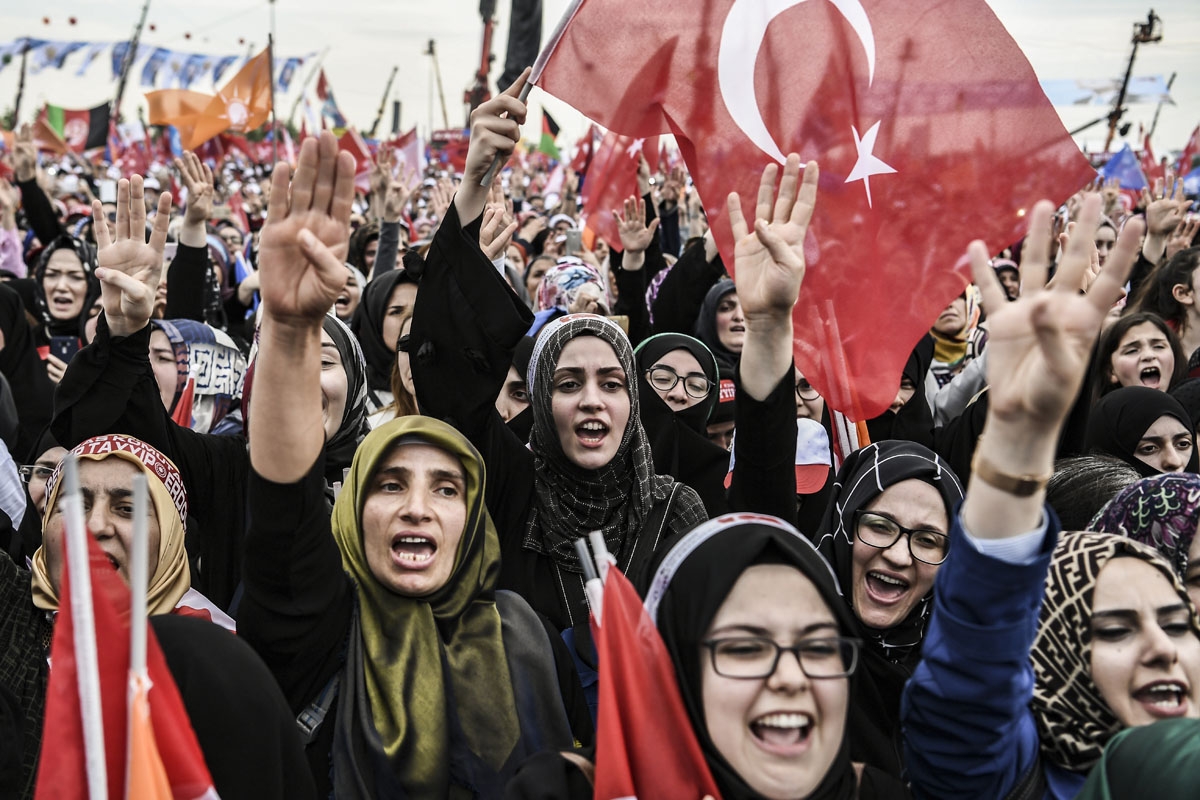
[250,132,356,483]
[453,69,529,225]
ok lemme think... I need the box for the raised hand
[1166,216,1199,261]
[13,124,36,183]
[383,162,418,224]
[457,68,529,223]
[973,194,1141,434]
[430,176,457,222]
[93,176,173,337]
[175,151,214,242]
[369,144,393,203]
[478,181,517,260]
[0,178,18,228]
[615,195,660,262]
[1142,173,1189,236]
[257,131,356,327]
[727,154,818,324]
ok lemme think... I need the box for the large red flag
[1140,134,1164,183]
[570,123,598,175]
[581,130,642,250]
[147,48,273,151]
[534,0,1094,418]
[35,532,218,800]
[592,568,722,799]
[1178,125,1200,175]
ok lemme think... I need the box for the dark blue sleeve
[900,506,1059,800]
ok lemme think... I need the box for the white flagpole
[574,537,605,626]
[125,474,150,798]
[62,456,109,800]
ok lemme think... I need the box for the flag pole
[286,47,329,129]
[62,456,109,800]
[112,0,153,124]
[8,40,29,128]
[125,474,149,794]
[269,0,279,164]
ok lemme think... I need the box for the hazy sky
[0,0,1196,159]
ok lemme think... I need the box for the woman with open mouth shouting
[812,440,963,779]
[903,191,1200,798]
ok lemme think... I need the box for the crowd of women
[2,66,1200,798]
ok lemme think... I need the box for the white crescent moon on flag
[718,0,877,164]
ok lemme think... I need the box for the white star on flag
[626,138,646,159]
[845,121,896,208]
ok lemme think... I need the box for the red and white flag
[592,568,722,800]
[534,0,1094,418]
[35,531,218,800]
[1140,134,1164,183]
[581,130,657,250]
[1178,125,1200,175]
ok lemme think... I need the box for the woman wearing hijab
[149,319,247,436]
[1085,386,1198,476]
[350,253,421,413]
[903,190,1200,798]
[1089,471,1200,607]
[14,235,101,385]
[528,257,609,335]
[0,433,234,798]
[634,332,730,515]
[1076,718,1200,800]
[813,440,963,777]
[50,177,368,610]
[694,278,743,372]
[241,133,586,797]
[0,283,54,462]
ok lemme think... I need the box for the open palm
[728,155,818,322]
[257,132,357,324]
[93,176,171,331]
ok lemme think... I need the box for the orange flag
[147,48,273,151]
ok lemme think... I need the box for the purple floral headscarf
[1089,472,1200,580]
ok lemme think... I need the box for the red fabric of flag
[592,568,722,800]
[1178,125,1200,175]
[570,123,598,175]
[581,131,661,250]
[534,0,1094,418]
[35,531,216,799]
[1141,135,1164,183]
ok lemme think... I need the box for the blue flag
[276,57,301,92]
[110,41,131,80]
[211,55,240,85]
[141,47,170,87]
[1099,143,1148,191]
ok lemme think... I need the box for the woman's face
[149,329,179,411]
[794,370,825,421]
[42,249,88,321]
[647,348,709,411]
[381,282,417,353]
[361,442,467,597]
[550,336,631,470]
[1089,557,1200,726]
[320,329,349,442]
[1095,225,1117,267]
[395,317,415,397]
[219,227,243,253]
[495,365,530,422]
[335,269,362,321]
[715,292,746,353]
[932,295,967,337]
[525,257,553,300]
[1109,322,1174,391]
[27,446,67,516]
[701,564,849,800]
[850,479,948,630]
[1135,415,1193,473]
[890,375,917,415]
[505,244,526,274]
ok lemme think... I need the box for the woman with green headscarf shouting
[237,131,587,798]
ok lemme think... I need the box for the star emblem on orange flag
[146,48,273,151]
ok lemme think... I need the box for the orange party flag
[148,48,273,151]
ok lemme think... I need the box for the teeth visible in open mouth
[1141,683,1185,707]
[580,422,606,433]
[755,712,811,728]
[395,551,433,563]
[870,571,908,587]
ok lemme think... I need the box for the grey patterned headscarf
[525,314,685,572]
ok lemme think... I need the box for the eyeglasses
[18,465,55,484]
[854,510,949,565]
[646,366,714,399]
[703,636,861,679]
[794,377,821,401]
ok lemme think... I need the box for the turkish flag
[592,568,722,800]
[570,123,597,175]
[582,130,660,250]
[35,531,216,800]
[147,47,273,151]
[337,128,375,193]
[534,0,1094,417]
[1140,135,1164,183]
[1177,125,1200,175]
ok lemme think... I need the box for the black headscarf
[32,235,99,338]
[347,220,380,273]
[320,315,370,478]
[1085,386,1200,477]
[505,335,537,443]
[865,335,935,448]
[351,267,419,392]
[814,440,963,777]
[525,314,707,575]
[694,279,740,372]
[634,333,729,515]
[646,514,906,800]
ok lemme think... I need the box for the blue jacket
[900,508,1084,799]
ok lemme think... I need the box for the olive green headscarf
[330,415,518,797]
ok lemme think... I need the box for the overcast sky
[0,0,1196,159]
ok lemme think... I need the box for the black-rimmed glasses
[795,377,821,401]
[854,510,949,565]
[702,636,861,679]
[18,465,55,485]
[646,366,714,399]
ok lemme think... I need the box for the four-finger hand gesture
[727,155,818,324]
[93,176,173,336]
[176,151,215,228]
[257,131,356,326]
[1142,173,1190,236]
[975,194,1142,432]
[13,124,36,183]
